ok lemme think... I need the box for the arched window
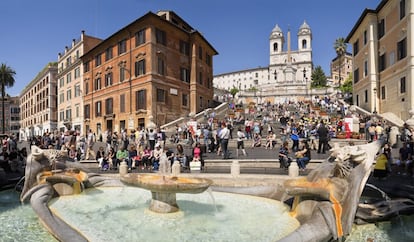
[302,39,307,49]
[273,43,278,52]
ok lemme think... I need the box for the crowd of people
[2,95,412,178]
[0,134,27,174]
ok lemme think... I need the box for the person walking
[236,128,247,157]
[317,121,329,154]
[219,123,231,159]
[85,129,96,160]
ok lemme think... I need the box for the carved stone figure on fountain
[281,137,386,242]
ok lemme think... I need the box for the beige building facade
[57,31,101,135]
[346,0,412,120]
[19,63,58,140]
[330,52,353,86]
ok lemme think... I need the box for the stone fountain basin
[35,169,89,196]
[120,173,213,194]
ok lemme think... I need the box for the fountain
[18,146,299,241]
[15,126,414,241]
[120,149,213,213]
[120,174,213,213]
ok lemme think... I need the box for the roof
[345,0,388,43]
[83,10,218,57]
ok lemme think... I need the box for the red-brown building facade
[81,11,218,135]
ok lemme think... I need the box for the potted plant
[352,132,360,139]
[336,132,347,139]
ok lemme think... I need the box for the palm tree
[0,63,16,134]
[334,37,347,87]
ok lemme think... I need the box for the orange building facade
[81,11,218,136]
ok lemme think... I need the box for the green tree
[334,37,347,86]
[0,63,16,134]
[340,74,353,104]
[340,73,353,94]
[310,66,327,88]
[229,86,239,98]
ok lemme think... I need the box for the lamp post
[373,87,377,114]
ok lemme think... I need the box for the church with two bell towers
[213,21,314,104]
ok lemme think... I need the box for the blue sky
[1,0,380,96]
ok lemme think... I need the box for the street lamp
[373,87,377,114]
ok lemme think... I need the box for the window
[378,19,385,39]
[363,30,367,45]
[400,76,406,93]
[59,111,64,121]
[180,67,190,83]
[135,29,146,47]
[120,94,125,113]
[75,105,80,118]
[136,90,146,110]
[354,68,360,84]
[389,51,395,66]
[66,89,72,101]
[207,77,211,88]
[378,53,386,72]
[85,82,89,95]
[66,56,72,67]
[59,93,64,104]
[381,86,386,100]
[134,59,146,76]
[157,57,165,75]
[273,43,278,52]
[353,40,359,55]
[397,38,407,60]
[206,53,211,66]
[94,77,101,91]
[66,109,72,120]
[155,28,166,45]
[199,96,203,108]
[66,73,71,84]
[301,39,307,49]
[198,72,203,85]
[120,68,126,82]
[84,104,91,119]
[59,78,64,88]
[105,98,113,115]
[105,46,113,61]
[198,46,203,60]
[364,90,368,103]
[105,72,113,87]
[84,61,90,73]
[400,0,406,19]
[74,67,80,79]
[95,54,102,67]
[180,40,190,56]
[182,94,188,107]
[364,60,368,77]
[95,101,102,117]
[156,89,166,102]
[75,84,81,97]
[118,39,127,55]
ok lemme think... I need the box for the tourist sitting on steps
[278,141,291,169]
[190,142,204,170]
[295,140,311,171]
[152,143,163,171]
